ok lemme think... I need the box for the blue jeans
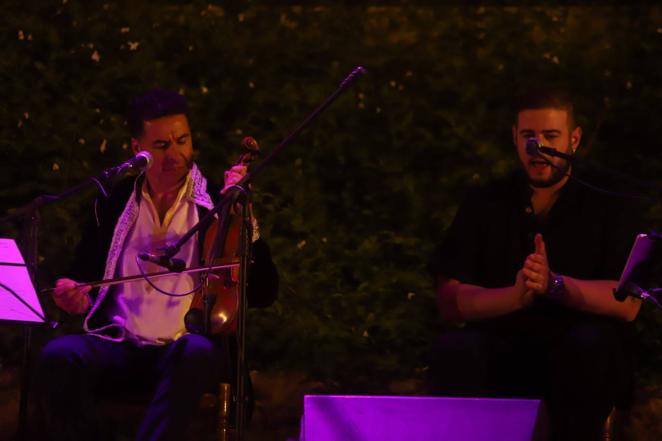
[34,333,227,441]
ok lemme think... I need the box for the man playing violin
[35,88,278,441]
[428,88,642,441]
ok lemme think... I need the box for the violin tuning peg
[241,136,260,154]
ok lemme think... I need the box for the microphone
[613,282,662,309]
[525,138,574,161]
[102,151,153,179]
[120,150,153,172]
[137,252,186,272]
[525,138,542,156]
[614,281,643,302]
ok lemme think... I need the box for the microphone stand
[147,66,367,440]
[235,187,252,439]
[533,146,662,310]
[0,162,147,441]
[157,66,368,261]
[617,282,662,310]
[530,142,662,200]
[0,201,42,441]
[614,232,662,310]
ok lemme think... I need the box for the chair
[99,382,234,441]
[603,407,627,441]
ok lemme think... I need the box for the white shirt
[113,174,199,345]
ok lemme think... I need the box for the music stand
[614,233,662,309]
[0,237,49,440]
[0,238,47,324]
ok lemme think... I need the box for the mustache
[160,154,194,170]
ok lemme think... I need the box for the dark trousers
[33,333,227,441]
[428,313,633,441]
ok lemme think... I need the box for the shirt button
[525,207,533,214]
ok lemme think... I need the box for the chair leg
[603,407,627,441]
[603,407,614,441]
[217,382,232,441]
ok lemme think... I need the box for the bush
[1,3,660,392]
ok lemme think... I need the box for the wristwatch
[547,272,566,299]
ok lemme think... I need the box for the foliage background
[0,1,661,398]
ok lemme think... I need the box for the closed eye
[152,140,170,150]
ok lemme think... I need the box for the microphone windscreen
[525,138,540,156]
[135,151,153,170]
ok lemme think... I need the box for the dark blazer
[69,168,278,338]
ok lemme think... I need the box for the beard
[527,159,571,188]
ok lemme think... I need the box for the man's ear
[131,138,141,155]
[512,124,518,147]
[570,126,582,153]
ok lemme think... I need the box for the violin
[184,136,260,335]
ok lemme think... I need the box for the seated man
[35,88,278,441]
[428,88,642,441]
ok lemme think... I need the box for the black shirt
[428,169,641,329]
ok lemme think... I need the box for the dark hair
[127,88,189,138]
[513,87,576,129]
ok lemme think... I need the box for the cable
[641,292,662,310]
[134,255,204,298]
[534,153,654,201]
[89,176,109,198]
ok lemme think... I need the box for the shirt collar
[133,163,214,211]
